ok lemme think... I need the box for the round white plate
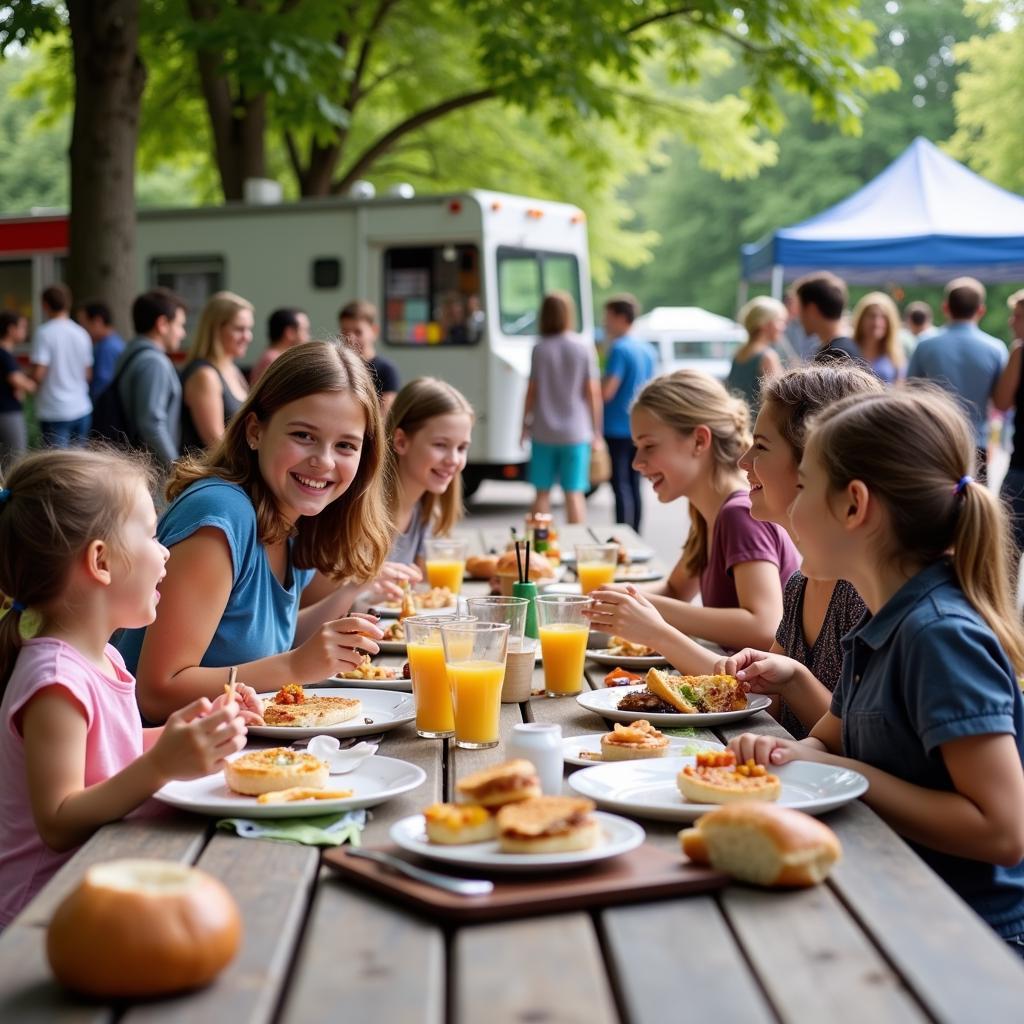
[576,684,772,728]
[562,549,653,566]
[373,604,458,620]
[586,650,668,669]
[327,674,413,694]
[249,688,415,738]
[568,757,867,822]
[155,753,426,819]
[614,568,664,584]
[563,733,724,767]
[389,811,645,872]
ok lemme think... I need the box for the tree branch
[347,0,403,111]
[332,86,498,193]
[284,128,303,182]
[626,5,696,35]
[625,6,772,56]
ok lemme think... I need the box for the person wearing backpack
[110,289,188,470]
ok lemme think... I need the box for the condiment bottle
[507,723,563,795]
[511,579,539,639]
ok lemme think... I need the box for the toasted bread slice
[455,759,541,808]
[645,669,698,713]
[496,796,599,854]
[423,803,497,845]
[262,695,362,728]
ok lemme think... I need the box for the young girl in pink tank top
[0,449,257,927]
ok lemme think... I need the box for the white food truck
[0,189,593,493]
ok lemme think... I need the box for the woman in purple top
[713,364,884,737]
[586,370,799,670]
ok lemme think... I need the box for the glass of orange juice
[404,614,468,739]
[424,538,467,595]
[574,543,618,595]
[441,621,509,749]
[536,594,590,697]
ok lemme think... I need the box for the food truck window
[382,244,481,346]
[149,256,225,315]
[0,260,34,328]
[497,248,582,336]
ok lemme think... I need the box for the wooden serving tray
[323,842,728,924]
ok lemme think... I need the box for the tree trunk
[66,0,146,338]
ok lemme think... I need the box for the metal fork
[346,848,494,896]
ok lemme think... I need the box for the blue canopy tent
[740,137,1024,298]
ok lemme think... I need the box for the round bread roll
[678,802,841,887]
[494,549,555,580]
[466,554,499,579]
[47,860,241,997]
[225,747,329,796]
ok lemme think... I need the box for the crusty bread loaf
[679,803,841,887]
[497,796,599,854]
[466,554,499,579]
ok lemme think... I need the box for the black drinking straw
[525,540,531,582]
[514,540,524,584]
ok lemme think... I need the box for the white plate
[562,549,653,566]
[327,674,413,694]
[389,811,645,872]
[568,757,867,821]
[576,684,772,728]
[155,753,426,819]
[563,733,724,767]
[586,650,668,669]
[249,688,415,738]
[374,604,458,620]
[613,569,664,583]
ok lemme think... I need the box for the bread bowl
[47,859,240,997]
[679,802,841,887]
[224,747,329,795]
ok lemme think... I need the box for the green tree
[612,0,980,317]
[949,3,1024,194]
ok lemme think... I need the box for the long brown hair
[0,449,153,688]
[810,385,1024,673]
[167,340,392,582]
[187,290,253,362]
[385,378,474,539]
[852,292,905,369]
[633,370,749,575]
[761,364,884,463]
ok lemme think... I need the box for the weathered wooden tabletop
[2,526,1023,1023]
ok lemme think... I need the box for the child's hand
[290,614,385,681]
[212,683,264,725]
[150,697,247,782]
[366,561,422,603]
[714,649,800,695]
[584,586,663,648]
[728,732,816,767]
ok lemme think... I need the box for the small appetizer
[423,803,498,845]
[599,720,670,762]
[676,750,781,805]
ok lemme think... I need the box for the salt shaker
[507,723,563,795]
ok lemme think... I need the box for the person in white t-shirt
[29,283,93,447]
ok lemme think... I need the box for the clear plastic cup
[536,593,590,697]
[441,621,509,749]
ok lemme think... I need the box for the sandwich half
[497,796,599,854]
[455,759,541,808]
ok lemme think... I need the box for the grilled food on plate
[262,684,363,725]
[676,750,781,804]
[496,796,599,854]
[645,668,747,713]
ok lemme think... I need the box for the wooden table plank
[454,913,620,1024]
[601,896,777,1022]
[720,884,927,1024]
[279,873,444,1024]
[826,800,1024,1023]
[123,834,319,1024]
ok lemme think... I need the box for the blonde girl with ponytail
[730,385,1024,951]
[384,378,475,566]
[586,369,800,662]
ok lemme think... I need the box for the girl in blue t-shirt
[126,340,396,723]
[731,385,1024,949]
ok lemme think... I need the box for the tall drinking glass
[424,538,468,594]
[404,614,465,738]
[536,594,590,697]
[574,543,618,595]
[441,621,509,749]
[466,596,534,703]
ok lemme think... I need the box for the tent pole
[770,265,784,300]
[736,278,749,312]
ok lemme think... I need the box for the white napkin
[307,735,379,774]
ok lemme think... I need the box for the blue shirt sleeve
[158,481,258,591]
[605,344,626,381]
[902,615,1018,752]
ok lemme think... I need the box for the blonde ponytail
[633,370,750,575]
[811,384,1024,673]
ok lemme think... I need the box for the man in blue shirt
[82,300,126,402]
[907,277,1007,479]
[602,294,656,531]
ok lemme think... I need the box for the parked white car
[632,306,746,381]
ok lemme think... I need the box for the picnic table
[2,526,1023,1022]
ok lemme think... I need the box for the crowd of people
[1,270,1024,957]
